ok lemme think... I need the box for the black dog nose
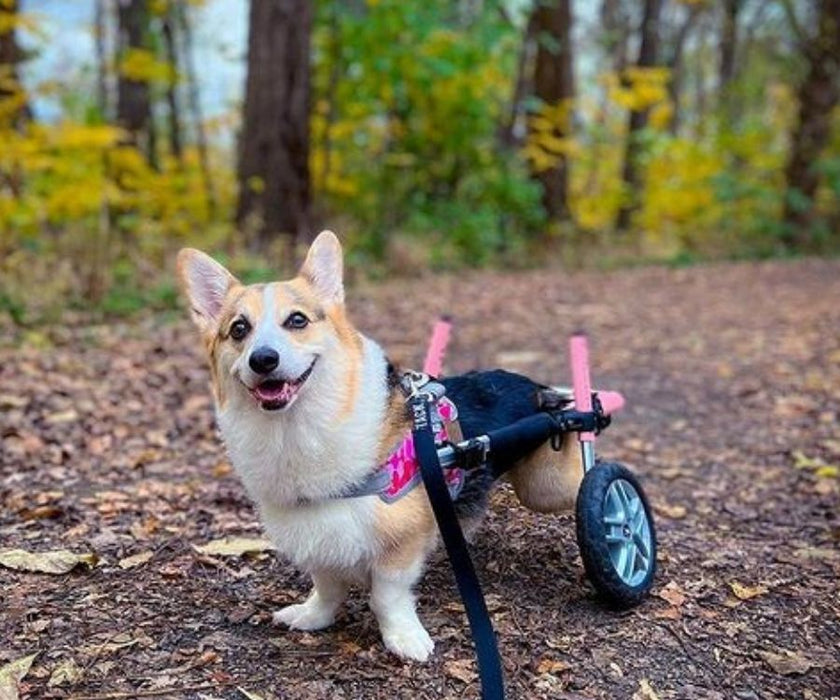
[249,346,280,375]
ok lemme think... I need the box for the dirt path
[2,259,839,699]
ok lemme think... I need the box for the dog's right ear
[176,248,239,333]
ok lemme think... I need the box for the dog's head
[177,230,358,413]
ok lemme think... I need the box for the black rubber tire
[575,461,657,608]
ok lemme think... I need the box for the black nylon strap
[411,396,504,700]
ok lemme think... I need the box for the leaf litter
[1,259,839,699]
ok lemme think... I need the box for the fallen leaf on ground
[0,394,28,409]
[237,688,265,700]
[730,581,768,600]
[47,658,83,688]
[44,409,79,425]
[657,581,686,607]
[0,653,37,700]
[0,548,97,575]
[633,678,660,700]
[536,658,572,675]
[655,503,687,519]
[193,537,272,558]
[118,551,154,569]
[759,650,814,676]
[81,632,143,657]
[18,505,63,521]
[444,658,477,684]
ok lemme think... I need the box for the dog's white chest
[260,499,378,573]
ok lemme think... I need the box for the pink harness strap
[379,397,463,503]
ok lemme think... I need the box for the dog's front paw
[382,623,435,662]
[272,601,336,631]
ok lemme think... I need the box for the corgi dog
[177,231,583,661]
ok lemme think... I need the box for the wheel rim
[603,478,653,587]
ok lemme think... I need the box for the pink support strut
[570,334,595,442]
[596,390,625,416]
[423,317,452,377]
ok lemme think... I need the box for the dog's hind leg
[507,432,583,513]
[272,569,348,631]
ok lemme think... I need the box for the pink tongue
[255,381,289,402]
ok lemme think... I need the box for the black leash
[410,394,505,700]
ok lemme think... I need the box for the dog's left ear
[299,230,344,305]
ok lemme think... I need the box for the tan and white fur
[177,231,582,662]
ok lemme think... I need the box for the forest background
[1,0,838,323]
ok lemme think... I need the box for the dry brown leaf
[118,551,154,569]
[0,394,29,409]
[19,505,63,521]
[339,640,363,655]
[444,658,477,684]
[237,688,265,700]
[0,653,37,700]
[43,409,79,425]
[657,581,687,607]
[193,537,272,558]
[0,548,97,575]
[759,650,813,676]
[47,658,83,688]
[729,581,768,600]
[655,503,688,520]
[81,633,142,657]
[536,658,572,675]
[632,678,661,700]
[653,606,682,620]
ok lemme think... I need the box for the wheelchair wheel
[575,461,656,608]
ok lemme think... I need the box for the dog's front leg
[370,560,434,662]
[272,569,348,631]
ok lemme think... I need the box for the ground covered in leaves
[2,258,839,700]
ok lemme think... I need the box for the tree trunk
[162,3,183,163]
[718,0,742,126]
[499,12,537,148]
[615,0,663,232]
[600,0,630,74]
[0,0,30,129]
[666,6,701,136]
[94,0,110,120]
[782,0,840,250]
[116,0,156,167]
[236,0,313,251]
[174,0,215,216]
[529,0,575,223]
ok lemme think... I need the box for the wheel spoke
[606,483,627,520]
[633,531,650,560]
[614,480,632,514]
[622,543,636,581]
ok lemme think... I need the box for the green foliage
[310,0,543,264]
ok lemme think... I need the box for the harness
[339,372,465,502]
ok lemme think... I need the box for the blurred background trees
[0,0,838,321]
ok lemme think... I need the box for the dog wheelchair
[415,320,657,699]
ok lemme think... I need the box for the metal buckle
[400,370,430,398]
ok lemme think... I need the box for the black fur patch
[442,370,551,519]
[442,370,547,439]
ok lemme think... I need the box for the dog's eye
[284,312,309,330]
[229,318,251,341]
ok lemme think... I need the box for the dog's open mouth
[251,360,316,411]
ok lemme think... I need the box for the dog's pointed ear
[177,248,239,331]
[299,230,344,305]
